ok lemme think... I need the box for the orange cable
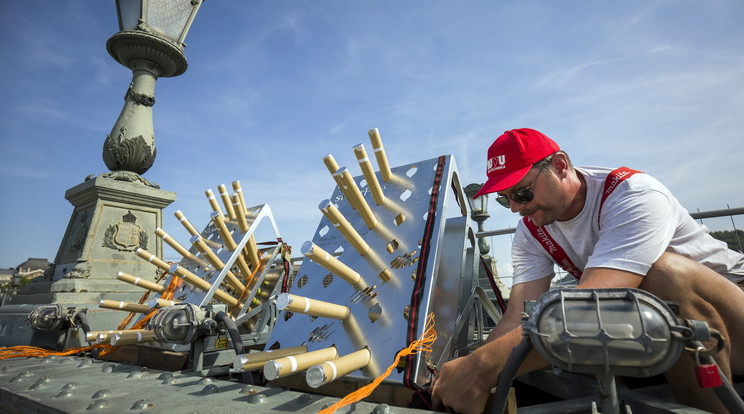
[318,314,437,414]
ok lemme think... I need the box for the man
[430,128,744,413]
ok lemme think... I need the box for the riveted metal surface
[0,356,440,413]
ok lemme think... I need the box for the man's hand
[430,353,493,414]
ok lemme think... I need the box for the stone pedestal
[8,172,176,335]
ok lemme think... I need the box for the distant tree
[710,230,744,253]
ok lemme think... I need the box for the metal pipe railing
[476,206,744,239]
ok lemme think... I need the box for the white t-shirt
[511,166,744,285]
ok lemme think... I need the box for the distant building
[0,268,13,287]
[11,258,53,286]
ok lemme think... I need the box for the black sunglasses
[495,164,545,208]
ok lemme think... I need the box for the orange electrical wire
[232,253,264,311]
[318,314,437,414]
[0,264,181,361]
[0,344,105,360]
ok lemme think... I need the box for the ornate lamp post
[6,1,206,335]
[103,0,203,178]
[464,183,509,309]
[464,183,490,255]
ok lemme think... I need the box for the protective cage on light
[523,288,688,377]
[29,304,69,332]
[149,303,207,345]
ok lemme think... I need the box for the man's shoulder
[576,165,667,194]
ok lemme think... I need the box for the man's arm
[579,267,644,289]
[485,275,553,343]
[431,269,644,414]
[431,277,552,414]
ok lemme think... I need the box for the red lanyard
[524,167,642,280]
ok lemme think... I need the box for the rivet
[28,377,50,390]
[92,389,111,399]
[197,377,213,386]
[373,404,391,414]
[246,393,266,404]
[239,386,257,394]
[201,384,219,394]
[298,394,315,404]
[162,376,177,385]
[87,400,110,410]
[55,390,74,399]
[10,371,34,383]
[130,399,155,410]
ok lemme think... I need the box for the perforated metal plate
[268,155,467,386]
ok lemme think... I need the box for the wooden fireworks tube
[210,211,254,279]
[168,264,241,308]
[368,128,392,182]
[245,234,261,269]
[264,346,339,381]
[230,193,262,269]
[318,199,370,256]
[156,298,179,308]
[232,180,249,215]
[353,143,385,206]
[276,293,350,321]
[255,287,272,301]
[155,227,202,264]
[231,194,250,233]
[204,189,224,218]
[99,300,152,314]
[110,331,157,346]
[210,212,238,251]
[117,272,165,294]
[305,348,372,388]
[174,210,200,236]
[261,271,281,285]
[190,235,246,293]
[229,194,261,269]
[233,344,308,372]
[135,248,172,273]
[218,184,237,220]
[379,268,391,283]
[322,154,355,210]
[87,329,147,343]
[336,167,378,230]
[301,241,365,290]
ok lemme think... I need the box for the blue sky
[1,1,743,284]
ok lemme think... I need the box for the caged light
[522,288,688,377]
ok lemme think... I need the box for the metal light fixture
[103,0,203,176]
[492,288,739,414]
[28,304,69,332]
[150,303,212,344]
[523,288,686,377]
[464,183,490,255]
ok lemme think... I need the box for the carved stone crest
[64,262,91,279]
[102,211,149,251]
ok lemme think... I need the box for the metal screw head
[246,393,266,404]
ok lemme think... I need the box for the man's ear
[552,153,570,177]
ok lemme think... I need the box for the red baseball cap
[473,128,560,198]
